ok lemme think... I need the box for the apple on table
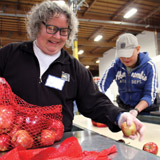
[143,142,158,155]
[91,120,107,127]
[40,129,56,146]
[0,134,11,151]
[11,130,34,149]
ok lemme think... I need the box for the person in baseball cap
[116,33,139,58]
[115,33,141,68]
[99,33,158,117]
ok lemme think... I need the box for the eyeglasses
[42,21,71,36]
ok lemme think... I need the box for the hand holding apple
[121,122,136,137]
[118,112,145,141]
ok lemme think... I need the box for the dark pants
[116,95,159,115]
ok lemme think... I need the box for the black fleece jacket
[0,41,124,132]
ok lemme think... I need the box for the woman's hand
[118,112,145,141]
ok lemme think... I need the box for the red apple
[24,115,45,136]
[0,105,15,133]
[40,129,56,146]
[47,119,64,141]
[11,130,34,149]
[91,120,107,127]
[143,142,158,155]
[121,122,136,137]
[15,115,24,127]
[96,122,107,127]
[0,134,11,151]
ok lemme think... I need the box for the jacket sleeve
[98,60,117,93]
[141,61,158,106]
[75,61,125,132]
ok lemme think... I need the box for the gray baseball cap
[115,33,138,58]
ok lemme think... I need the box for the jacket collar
[20,41,71,65]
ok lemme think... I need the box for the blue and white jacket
[99,52,158,107]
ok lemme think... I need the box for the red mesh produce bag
[0,78,64,151]
[0,137,117,160]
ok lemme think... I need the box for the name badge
[45,75,65,91]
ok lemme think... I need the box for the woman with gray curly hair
[0,0,145,141]
[26,0,78,48]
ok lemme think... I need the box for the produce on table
[39,129,56,146]
[143,142,158,155]
[24,115,46,136]
[96,122,107,127]
[11,130,34,149]
[47,119,64,141]
[91,120,107,127]
[0,134,11,151]
[0,137,117,160]
[0,112,64,151]
[0,105,15,134]
[121,122,137,137]
[0,105,64,151]
[0,78,64,151]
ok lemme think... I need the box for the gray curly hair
[26,0,79,48]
